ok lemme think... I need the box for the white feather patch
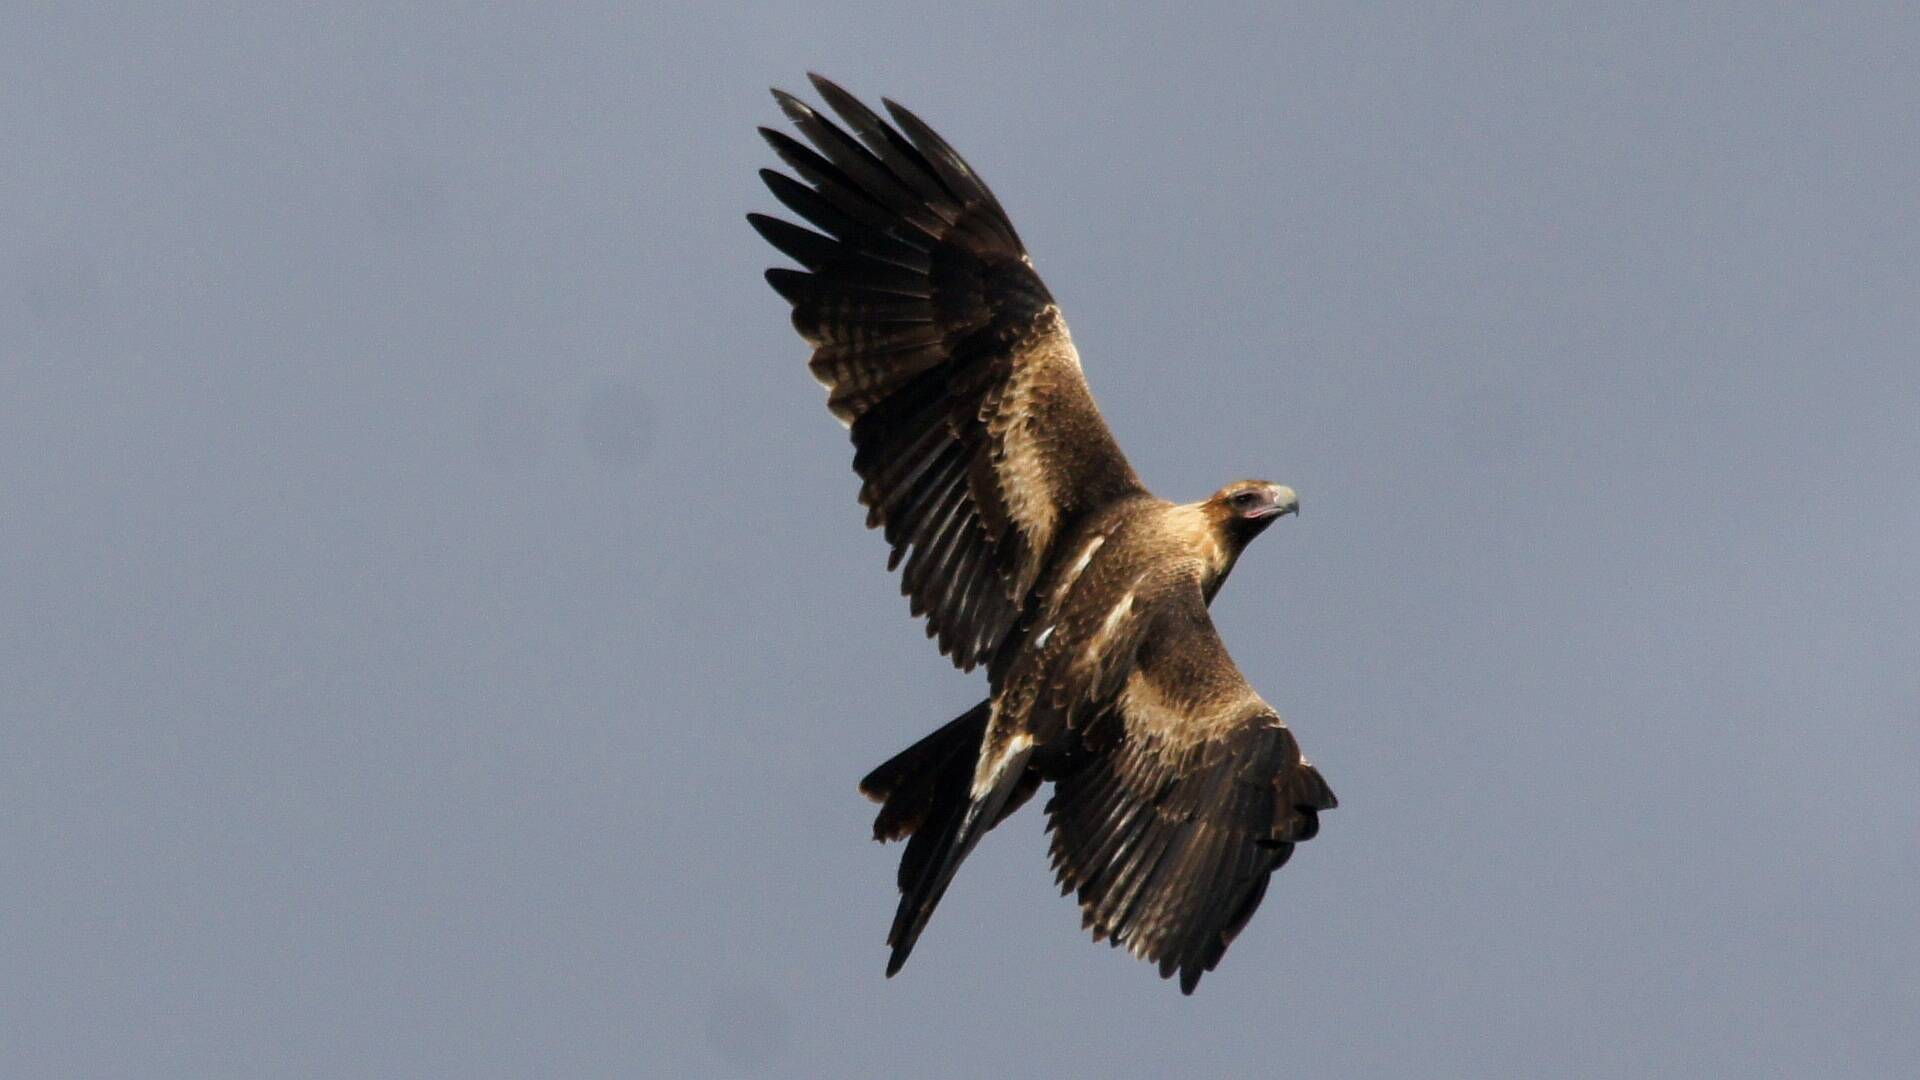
[1052,534,1106,606]
[1100,590,1135,639]
[970,732,1033,799]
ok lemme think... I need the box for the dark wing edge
[750,74,1145,672]
[1043,587,1336,994]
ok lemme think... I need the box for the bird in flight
[750,75,1334,994]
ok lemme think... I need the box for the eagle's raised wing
[752,75,1147,672]
[1044,579,1335,994]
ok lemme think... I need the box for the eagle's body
[752,76,1334,993]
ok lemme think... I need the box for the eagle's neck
[1164,502,1243,605]
[1201,543,1243,605]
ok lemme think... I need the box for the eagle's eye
[1230,490,1259,509]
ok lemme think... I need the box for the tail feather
[860,702,1038,977]
[860,703,988,842]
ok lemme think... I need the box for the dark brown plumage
[753,75,1334,994]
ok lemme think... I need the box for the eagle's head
[1205,480,1298,545]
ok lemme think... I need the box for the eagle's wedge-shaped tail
[860,701,1038,976]
[860,703,990,844]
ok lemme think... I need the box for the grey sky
[4,4,1917,1077]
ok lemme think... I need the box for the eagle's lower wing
[1044,580,1335,994]
[752,75,1147,671]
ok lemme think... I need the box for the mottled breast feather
[751,74,1146,672]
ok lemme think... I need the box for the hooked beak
[1248,487,1299,520]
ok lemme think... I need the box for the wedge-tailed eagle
[751,75,1335,994]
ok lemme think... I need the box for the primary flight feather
[751,74,1334,994]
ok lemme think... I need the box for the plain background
[5,4,1917,1077]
